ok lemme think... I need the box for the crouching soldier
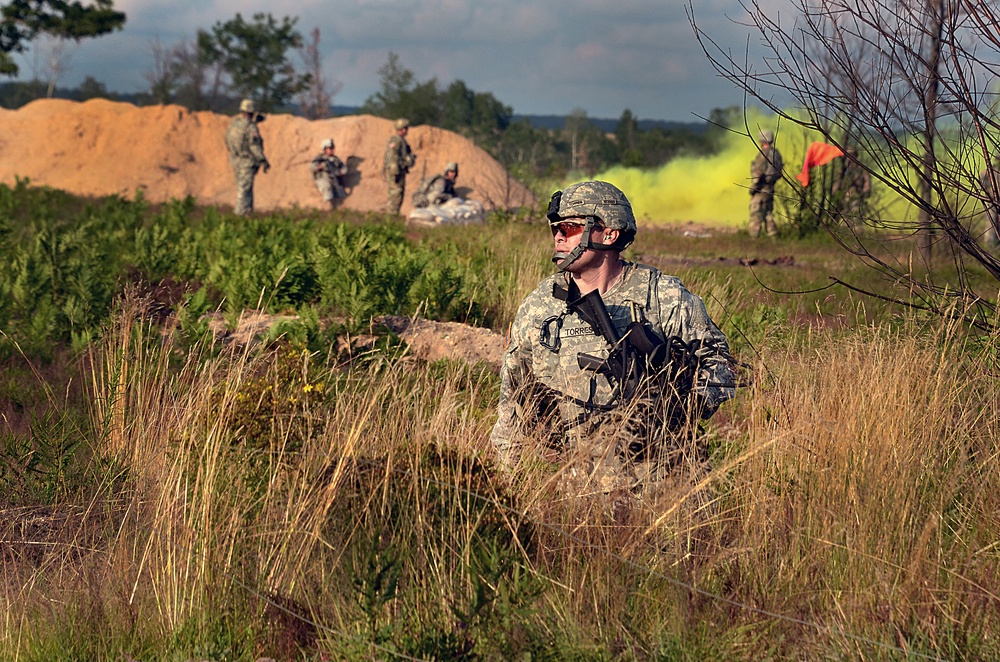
[412,162,459,208]
[311,138,349,210]
[491,181,738,499]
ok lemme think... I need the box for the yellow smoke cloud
[589,112,996,230]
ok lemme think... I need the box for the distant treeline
[0,73,734,184]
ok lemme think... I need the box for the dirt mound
[0,98,535,216]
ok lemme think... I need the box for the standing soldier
[224,98,270,216]
[311,138,349,210]
[979,155,1000,249]
[491,181,737,496]
[383,117,416,215]
[831,146,872,225]
[749,129,783,237]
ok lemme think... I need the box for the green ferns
[0,183,496,358]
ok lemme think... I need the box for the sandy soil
[0,98,535,215]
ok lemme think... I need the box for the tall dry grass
[3,293,998,659]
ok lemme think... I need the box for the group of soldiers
[751,129,998,247]
[748,130,873,237]
[223,101,460,217]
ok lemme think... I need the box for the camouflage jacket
[413,174,456,207]
[750,146,783,192]
[311,153,347,182]
[833,160,871,199]
[383,134,415,178]
[224,116,267,168]
[980,162,1000,201]
[491,262,737,462]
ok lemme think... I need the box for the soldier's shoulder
[514,275,559,315]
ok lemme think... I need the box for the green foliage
[0,0,126,76]
[1,409,85,504]
[350,528,402,649]
[362,52,514,151]
[196,12,310,112]
[0,184,505,359]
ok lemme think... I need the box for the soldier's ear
[602,228,620,245]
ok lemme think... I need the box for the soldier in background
[383,118,417,215]
[831,146,872,225]
[311,138,349,210]
[749,129,783,237]
[224,98,270,216]
[412,162,458,208]
[979,155,1000,249]
[491,180,736,496]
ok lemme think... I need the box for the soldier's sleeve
[653,275,737,418]
[384,137,400,176]
[429,176,450,204]
[248,125,266,165]
[490,306,533,467]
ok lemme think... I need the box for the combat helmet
[758,129,775,144]
[239,98,255,114]
[445,162,458,175]
[321,138,335,150]
[395,118,410,130]
[546,180,636,271]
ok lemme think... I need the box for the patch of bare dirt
[637,253,797,269]
[0,98,536,216]
[202,311,504,370]
[376,316,503,369]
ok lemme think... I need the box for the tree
[615,109,642,167]
[361,51,413,118]
[361,51,440,125]
[690,0,1000,331]
[143,37,178,105]
[75,73,106,99]
[0,0,125,76]
[197,12,310,112]
[296,27,340,120]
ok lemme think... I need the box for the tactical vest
[411,175,443,208]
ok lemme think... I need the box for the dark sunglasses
[550,222,586,237]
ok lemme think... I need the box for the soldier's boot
[765,214,778,237]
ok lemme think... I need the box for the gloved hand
[262,160,271,174]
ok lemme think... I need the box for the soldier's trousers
[749,189,777,237]
[386,173,406,215]
[985,205,1000,248]
[232,163,257,216]
[315,175,346,207]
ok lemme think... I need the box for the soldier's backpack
[411,175,442,208]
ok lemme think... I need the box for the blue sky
[10,0,777,122]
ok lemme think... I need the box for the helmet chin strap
[551,216,615,271]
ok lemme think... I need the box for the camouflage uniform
[749,132,783,237]
[224,109,269,216]
[832,152,872,224]
[311,152,348,205]
[979,159,1000,249]
[491,262,736,493]
[383,120,416,214]
[413,172,456,208]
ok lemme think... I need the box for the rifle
[554,279,665,408]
